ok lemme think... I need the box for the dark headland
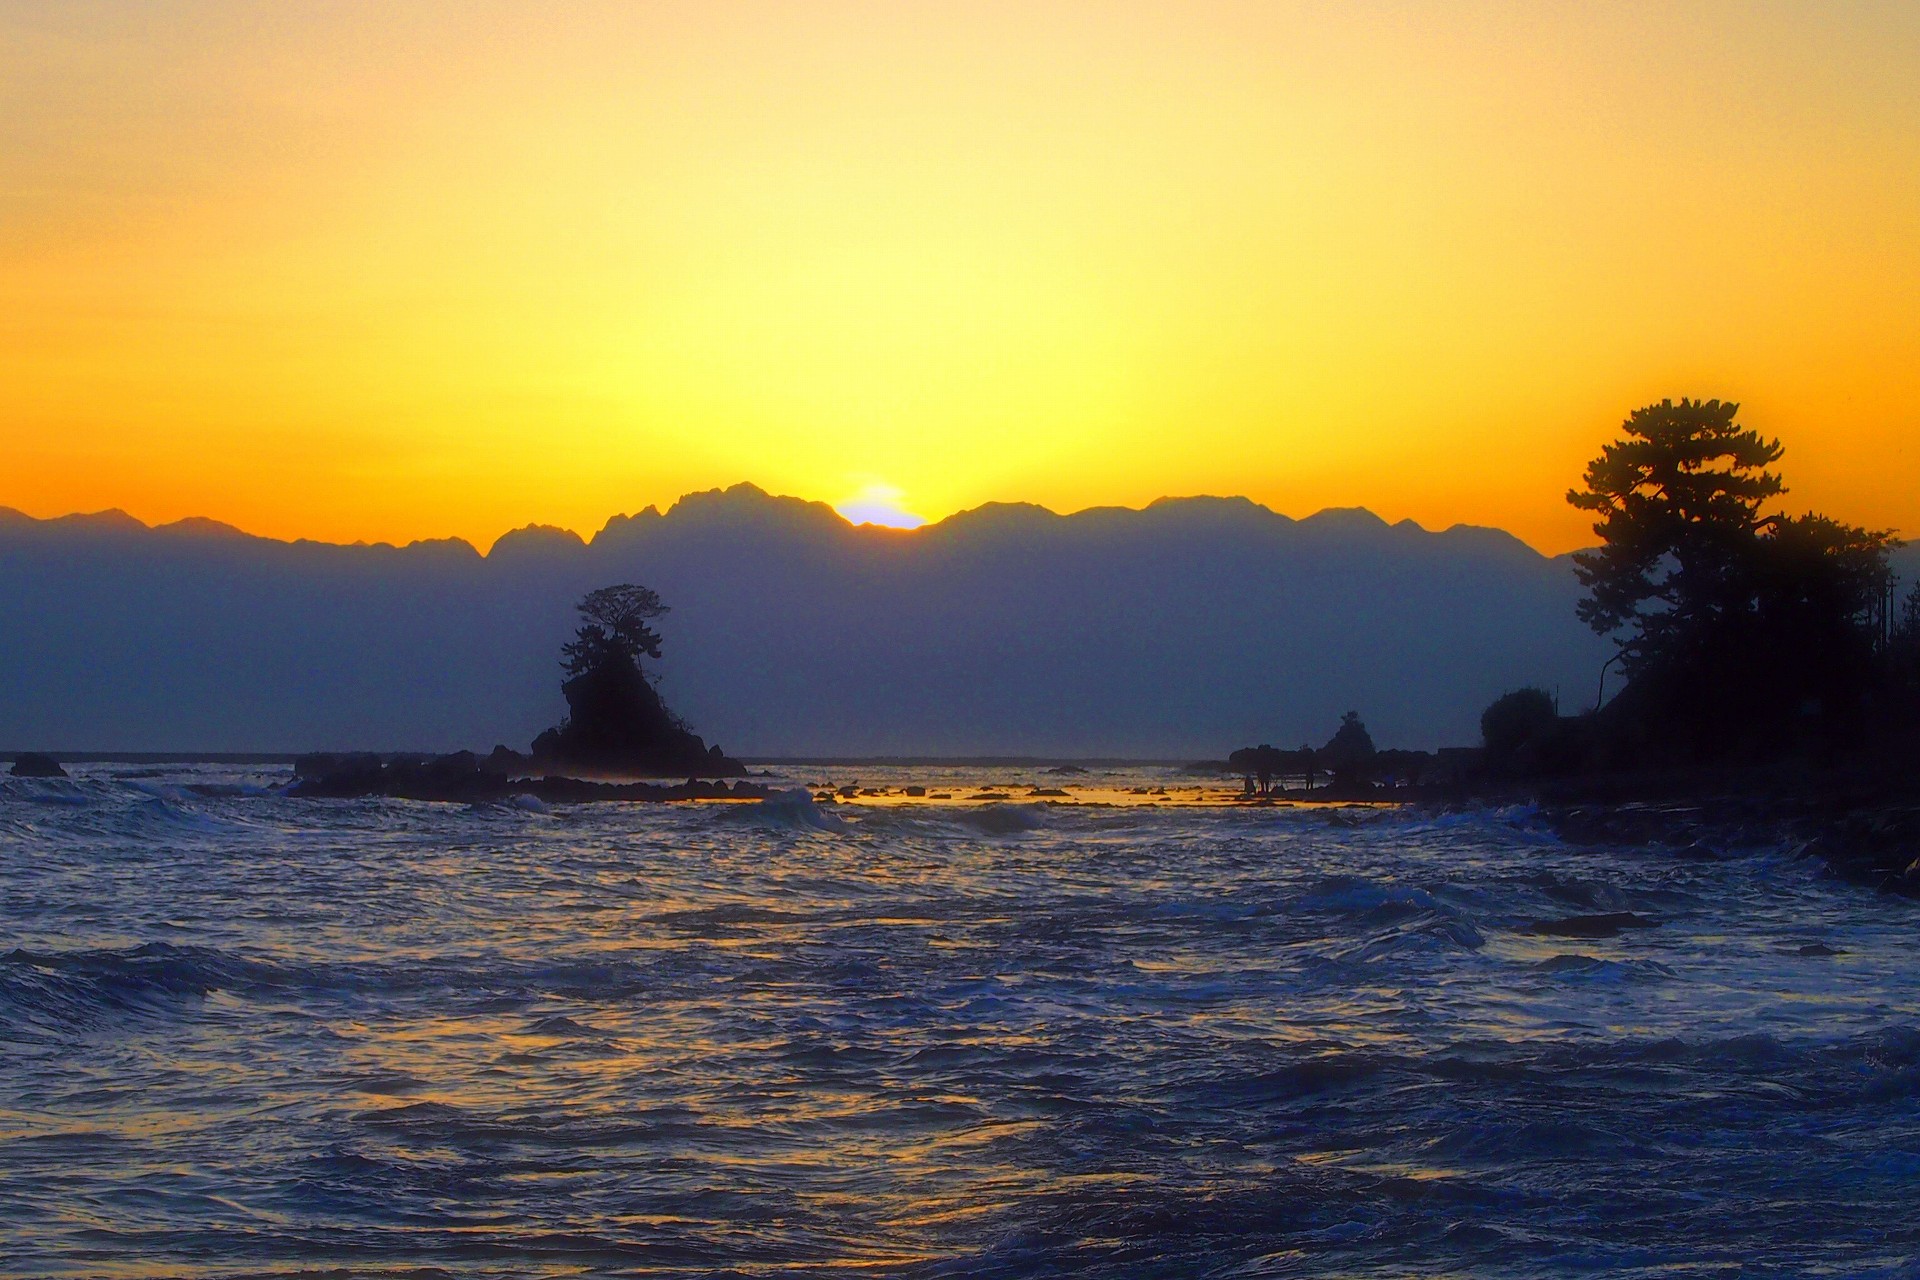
[1223,401,1920,897]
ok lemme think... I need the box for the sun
[834,483,926,530]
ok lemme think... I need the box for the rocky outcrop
[531,651,745,778]
[1534,788,1920,898]
[289,750,766,803]
[7,752,67,778]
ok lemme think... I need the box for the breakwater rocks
[290,751,770,804]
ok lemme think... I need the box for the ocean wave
[0,778,265,840]
[6,766,1920,1277]
[954,803,1052,836]
[126,794,254,835]
[1296,875,1447,916]
[0,777,96,806]
[651,902,818,936]
[1527,953,1675,983]
[720,788,847,832]
[1324,912,1488,962]
[839,801,1058,839]
[0,943,691,1034]
[0,942,266,1032]
[463,792,556,817]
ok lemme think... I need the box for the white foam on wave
[1298,875,1444,915]
[128,795,251,835]
[459,793,556,818]
[741,788,846,832]
[0,777,93,807]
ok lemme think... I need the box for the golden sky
[4,2,1916,553]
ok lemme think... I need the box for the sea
[3,762,1918,1278]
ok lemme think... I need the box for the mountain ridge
[0,486,1569,559]
[4,485,1909,756]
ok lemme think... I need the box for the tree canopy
[1482,688,1556,755]
[535,584,743,777]
[1480,687,1560,776]
[562,584,668,677]
[1893,581,1920,696]
[1567,399,1787,672]
[1568,398,1898,749]
[1321,712,1375,771]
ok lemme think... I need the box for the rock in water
[8,752,67,778]
[1525,911,1660,938]
[532,649,744,777]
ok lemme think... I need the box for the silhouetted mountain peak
[1140,494,1293,530]
[1300,506,1392,533]
[930,501,1061,538]
[32,508,149,535]
[663,483,847,535]
[0,508,154,543]
[155,516,250,540]
[488,524,588,559]
[1437,522,1542,561]
[402,536,483,561]
[592,506,664,548]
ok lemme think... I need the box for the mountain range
[10,484,1903,757]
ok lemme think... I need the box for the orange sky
[3,2,1916,553]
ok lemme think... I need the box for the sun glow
[835,484,925,531]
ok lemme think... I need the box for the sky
[3,1,1916,554]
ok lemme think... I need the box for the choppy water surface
[3,765,1918,1278]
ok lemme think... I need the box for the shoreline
[12,752,1917,897]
